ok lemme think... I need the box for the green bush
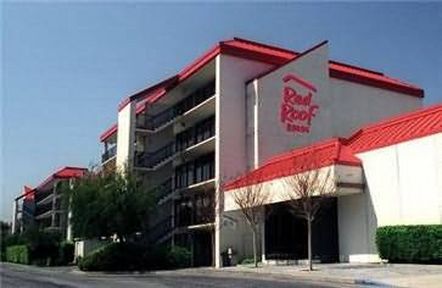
[78,242,146,271]
[376,225,442,264]
[6,245,30,264]
[3,229,66,266]
[78,242,191,271]
[57,241,75,265]
[239,258,255,265]
[167,246,191,268]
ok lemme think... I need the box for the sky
[1,2,442,221]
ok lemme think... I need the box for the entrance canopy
[224,138,364,212]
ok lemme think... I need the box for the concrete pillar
[51,182,58,228]
[11,200,18,234]
[116,101,136,172]
[66,179,74,241]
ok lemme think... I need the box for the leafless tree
[283,163,337,271]
[232,179,269,268]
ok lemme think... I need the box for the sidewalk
[219,263,442,287]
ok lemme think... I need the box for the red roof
[101,37,424,142]
[225,104,442,191]
[224,138,361,191]
[99,124,118,142]
[348,103,442,153]
[122,37,424,105]
[35,166,87,191]
[23,186,35,200]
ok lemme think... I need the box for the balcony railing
[174,153,215,190]
[174,203,215,228]
[140,81,215,131]
[176,116,215,152]
[34,202,53,218]
[135,117,215,169]
[34,190,53,204]
[135,142,175,169]
[102,145,117,163]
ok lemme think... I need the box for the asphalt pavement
[0,262,361,288]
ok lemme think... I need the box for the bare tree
[283,164,337,271]
[232,179,269,268]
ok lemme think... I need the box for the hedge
[6,245,30,264]
[3,230,74,266]
[376,225,442,264]
[57,241,75,265]
[78,242,191,271]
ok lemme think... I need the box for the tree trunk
[307,217,312,271]
[252,228,258,268]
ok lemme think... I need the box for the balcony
[134,116,215,170]
[135,142,176,170]
[34,189,52,204]
[137,81,215,132]
[174,193,215,228]
[102,145,117,163]
[174,153,215,191]
[34,202,53,220]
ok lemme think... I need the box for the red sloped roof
[224,104,442,191]
[35,166,87,191]
[23,185,35,200]
[121,37,424,106]
[348,104,442,153]
[224,138,361,191]
[99,123,118,142]
[101,37,424,142]
[329,62,424,97]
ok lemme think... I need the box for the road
[0,262,361,288]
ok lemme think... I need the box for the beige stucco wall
[116,102,136,171]
[215,54,272,267]
[247,43,422,168]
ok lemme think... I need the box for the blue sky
[1,2,441,220]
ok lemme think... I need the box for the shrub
[57,241,75,265]
[78,242,146,271]
[376,225,442,264]
[4,229,66,266]
[239,258,255,265]
[78,242,192,271]
[167,246,191,268]
[6,245,30,264]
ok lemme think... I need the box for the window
[174,153,215,189]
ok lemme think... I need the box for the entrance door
[265,199,339,262]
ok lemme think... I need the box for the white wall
[359,133,442,226]
[338,192,379,263]
[215,54,273,267]
[116,102,136,171]
[337,133,442,263]
[224,165,363,212]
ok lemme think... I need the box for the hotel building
[12,166,87,240]
[98,37,440,267]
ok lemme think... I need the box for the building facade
[225,104,442,263]
[12,166,87,240]
[99,37,428,267]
